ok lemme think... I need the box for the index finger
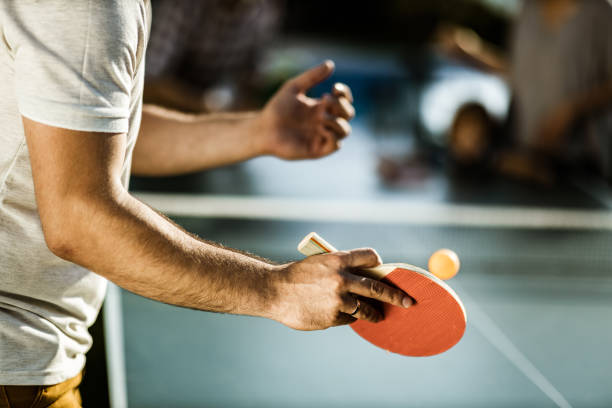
[332,83,353,103]
[344,274,413,309]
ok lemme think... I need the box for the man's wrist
[249,109,279,157]
[259,262,292,323]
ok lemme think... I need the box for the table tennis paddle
[297,232,466,357]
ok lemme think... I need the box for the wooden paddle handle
[297,232,337,256]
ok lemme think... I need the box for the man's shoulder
[3,0,149,44]
[6,0,151,136]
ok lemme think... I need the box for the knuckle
[361,305,375,321]
[323,255,344,272]
[370,281,385,298]
[329,254,345,269]
[360,304,371,318]
[347,105,356,119]
[334,82,348,95]
[339,96,352,108]
[329,273,345,291]
[335,251,351,267]
[391,289,404,304]
[338,119,351,137]
[364,248,381,264]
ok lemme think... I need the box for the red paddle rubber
[351,268,466,357]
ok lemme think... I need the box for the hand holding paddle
[297,232,467,357]
[271,246,412,331]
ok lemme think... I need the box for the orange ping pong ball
[428,249,460,280]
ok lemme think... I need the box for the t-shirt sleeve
[10,1,140,133]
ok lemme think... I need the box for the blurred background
[82,0,612,407]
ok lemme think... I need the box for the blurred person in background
[144,0,283,113]
[443,0,612,184]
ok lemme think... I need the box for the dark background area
[283,0,511,49]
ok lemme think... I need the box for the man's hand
[257,60,356,160]
[270,249,413,331]
[134,60,355,176]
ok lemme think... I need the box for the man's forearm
[132,105,267,176]
[51,186,282,319]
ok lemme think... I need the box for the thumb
[288,60,335,93]
[339,248,382,269]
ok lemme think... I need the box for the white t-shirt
[0,0,150,385]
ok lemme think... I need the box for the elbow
[38,183,126,263]
[43,223,80,262]
[39,196,98,263]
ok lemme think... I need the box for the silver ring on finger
[349,297,361,316]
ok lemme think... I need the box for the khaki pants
[0,372,82,408]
